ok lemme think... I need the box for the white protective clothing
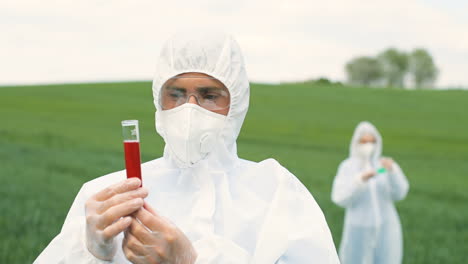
[331,121,409,264]
[35,30,340,264]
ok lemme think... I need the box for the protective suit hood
[349,121,383,165]
[152,30,250,168]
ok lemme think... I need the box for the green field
[1,82,467,263]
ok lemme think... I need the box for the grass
[0,82,467,263]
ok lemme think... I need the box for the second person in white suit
[332,121,409,264]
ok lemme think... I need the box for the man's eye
[204,94,219,100]
[169,92,184,98]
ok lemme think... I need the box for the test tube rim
[121,120,139,126]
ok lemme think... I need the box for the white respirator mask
[357,142,375,160]
[159,103,226,168]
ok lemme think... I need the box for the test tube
[121,120,142,186]
[377,167,387,174]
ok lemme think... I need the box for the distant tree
[345,56,382,86]
[344,47,439,89]
[377,48,409,88]
[315,77,332,85]
[302,77,343,87]
[409,48,438,89]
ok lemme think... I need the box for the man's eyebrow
[196,86,225,92]
[165,86,186,92]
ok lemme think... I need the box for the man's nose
[188,95,199,105]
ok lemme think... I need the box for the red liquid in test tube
[122,120,142,186]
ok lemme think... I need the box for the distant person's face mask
[357,142,375,159]
[159,103,226,168]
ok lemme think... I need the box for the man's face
[161,72,230,116]
[359,133,376,144]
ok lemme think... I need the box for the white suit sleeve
[33,183,129,264]
[331,160,367,208]
[387,162,409,201]
[275,175,340,263]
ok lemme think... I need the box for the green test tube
[377,168,387,174]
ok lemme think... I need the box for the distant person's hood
[349,121,383,164]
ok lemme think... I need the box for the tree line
[345,48,438,89]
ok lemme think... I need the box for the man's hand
[123,202,197,264]
[381,157,394,172]
[361,170,376,181]
[85,178,148,260]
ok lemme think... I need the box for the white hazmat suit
[35,30,340,263]
[331,122,409,264]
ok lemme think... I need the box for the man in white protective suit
[35,30,340,264]
[331,121,409,264]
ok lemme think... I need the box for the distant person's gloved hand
[361,170,376,181]
[381,157,394,172]
[122,202,197,264]
[85,178,148,261]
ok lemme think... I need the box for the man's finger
[98,198,144,229]
[134,207,167,233]
[101,216,132,241]
[123,230,148,257]
[93,178,142,202]
[143,202,159,216]
[129,217,163,246]
[98,187,148,213]
[122,243,146,264]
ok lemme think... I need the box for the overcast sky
[1,0,467,87]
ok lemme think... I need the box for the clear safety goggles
[160,76,230,111]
